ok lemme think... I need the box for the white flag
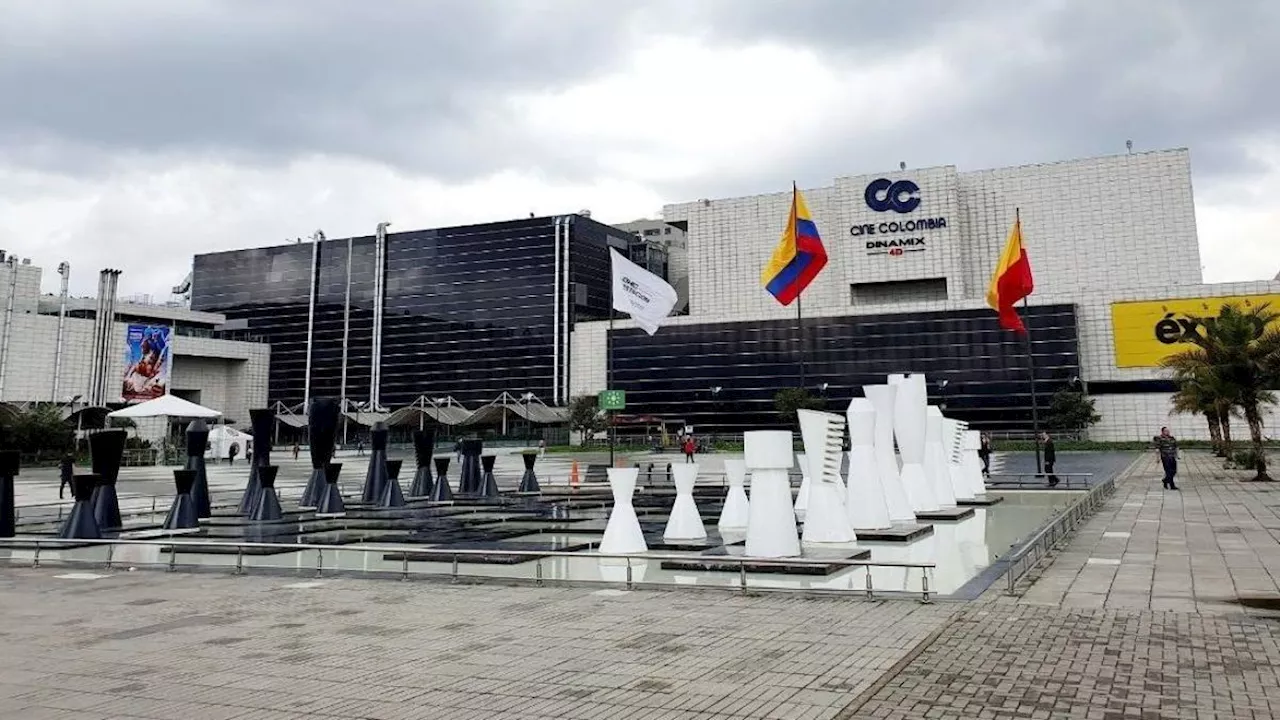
[610,248,678,336]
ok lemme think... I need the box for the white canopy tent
[107,394,223,420]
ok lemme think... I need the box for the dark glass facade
[192,215,625,409]
[608,304,1081,432]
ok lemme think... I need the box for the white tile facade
[571,149,1280,441]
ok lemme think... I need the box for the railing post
[401,553,410,581]
[451,555,459,583]
[865,566,874,599]
[315,548,323,578]
[234,547,244,575]
[739,560,747,593]
[104,543,114,570]
[168,546,177,572]
[535,558,543,587]
[625,557,633,590]
[31,541,40,568]
[920,570,931,604]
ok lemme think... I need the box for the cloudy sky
[1,0,1276,298]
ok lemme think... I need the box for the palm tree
[1165,302,1280,481]
[1164,362,1235,457]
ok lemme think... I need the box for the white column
[925,407,958,508]
[793,453,811,521]
[664,464,706,541]
[717,458,750,531]
[846,398,891,530]
[944,418,974,502]
[599,468,646,554]
[798,409,855,545]
[962,430,988,498]
[892,373,937,512]
[863,383,915,524]
[743,430,801,558]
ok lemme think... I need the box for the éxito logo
[865,178,920,214]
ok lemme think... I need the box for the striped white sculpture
[943,417,974,502]
[798,409,856,544]
[717,458,750,531]
[599,468,647,554]
[846,398,892,530]
[924,406,958,508]
[962,430,988,498]
[793,453,811,521]
[744,430,801,558]
[891,373,938,512]
[863,383,916,524]
[664,464,707,541]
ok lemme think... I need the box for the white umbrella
[107,394,222,419]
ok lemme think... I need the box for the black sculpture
[459,438,483,493]
[301,398,340,508]
[238,408,275,515]
[0,450,18,538]
[58,474,101,539]
[478,455,499,498]
[379,458,406,508]
[316,462,345,515]
[89,430,126,531]
[386,459,403,480]
[248,465,282,522]
[361,422,391,503]
[429,456,453,501]
[409,429,436,497]
[163,469,199,530]
[185,420,212,519]
[518,451,541,493]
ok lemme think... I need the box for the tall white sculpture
[718,458,750,531]
[943,418,973,502]
[891,373,938,512]
[924,407,958,508]
[962,430,988,498]
[863,383,916,524]
[793,453,811,521]
[664,464,707,541]
[743,430,802,558]
[599,467,647,554]
[846,398,891,530]
[798,409,856,544]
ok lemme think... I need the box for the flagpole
[1016,207,1043,474]
[793,181,807,391]
[608,304,616,468]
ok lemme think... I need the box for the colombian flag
[761,184,827,306]
[985,217,1035,334]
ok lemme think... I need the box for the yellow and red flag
[761,184,828,306]
[985,217,1034,333]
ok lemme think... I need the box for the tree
[1164,302,1280,481]
[1045,389,1101,433]
[1166,364,1235,457]
[0,405,75,460]
[567,395,607,441]
[773,388,824,427]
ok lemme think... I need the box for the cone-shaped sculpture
[163,469,200,530]
[793,453,811,521]
[962,431,988,498]
[798,409,855,544]
[0,450,18,538]
[599,468,647,554]
[58,474,102,539]
[717,458,749,531]
[429,457,454,501]
[89,429,126,531]
[518,451,540,493]
[185,420,212,519]
[664,464,706,541]
[891,374,938,512]
[302,398,340,507]
[361,422,391,503]
[943,417,973,502]
[924,407,958,507]
[846,399,891,530]
[239,408,275,515]
[248,465,282,522]
[316,463,346,515]
[459,439,483,494]
[408,428,437,497]
[378,458,406,508]
[863,383,916,524]
[744,431,801,558]
[478,455,500,498]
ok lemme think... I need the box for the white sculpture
[793,453,811,521]
[924,406,958,508]
[798,409,856,544]
[845,398,892,530]
[664,464,707,541]
[962,430,988,498]
[863,383,916,524]
[891,373,938,512]
[943,418,973,502]
[599,467,647,554]
[717,458,750,531]
[743,430,801,558]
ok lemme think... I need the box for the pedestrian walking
[228,443,238,466]
[682,435,696,464]
[978,433,992,476]
[59,453,73,500]
[1042,432,1059,487]
[292,443,300,461]
[538,438,546,458]
[356,439,364,457]
[1154,426,1180,490]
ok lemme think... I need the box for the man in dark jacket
[1154,427,1179,490]
[1042,433,1059,487]
[59,453,74,499]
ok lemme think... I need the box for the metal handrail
[1004,476,1116,594]
[5,536,937,602]
[984,472,1095,490]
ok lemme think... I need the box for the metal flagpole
[608,305,616,468]
[793,182,807,391]
[1016,207,1043,474]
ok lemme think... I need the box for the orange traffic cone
[569,459,580,490]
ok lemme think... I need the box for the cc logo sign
[865,178,920,214]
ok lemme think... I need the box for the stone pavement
[1017,451,1280,614]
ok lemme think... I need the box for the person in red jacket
[682,436,696,463]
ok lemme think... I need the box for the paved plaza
[4,451,1280,718]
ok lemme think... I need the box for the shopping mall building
[191,148,1280,440]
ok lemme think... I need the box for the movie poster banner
[122,324,172,402]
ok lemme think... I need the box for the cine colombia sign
[1110,293,1280,368]
[853,178,947,258]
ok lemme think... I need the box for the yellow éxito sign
[1110,294,1280,368]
